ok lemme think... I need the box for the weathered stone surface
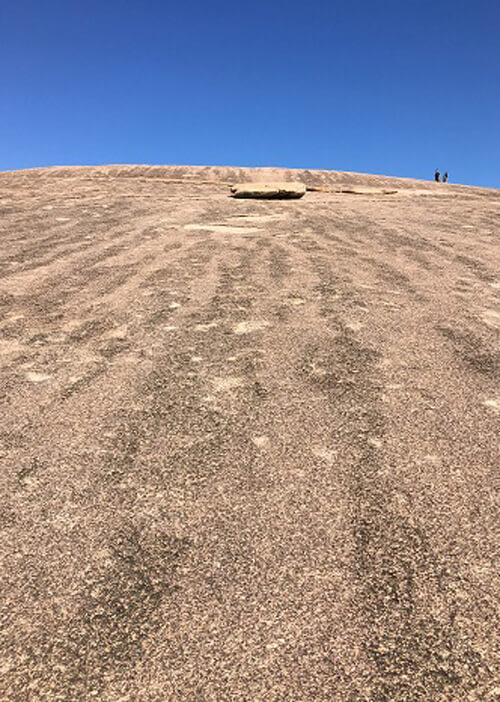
[230,181,306,199]
[0,163,498,701]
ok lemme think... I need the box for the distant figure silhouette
[443,172,448,183]
[435,169,440,182]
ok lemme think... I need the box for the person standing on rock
[443,171,448,183]
[435,168,440,182]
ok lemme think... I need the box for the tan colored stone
[0,163,498,701]
[230,182,306,199]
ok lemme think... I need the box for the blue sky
[2,1,499,187]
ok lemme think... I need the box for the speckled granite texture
[0,165,498,700]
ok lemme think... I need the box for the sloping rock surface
[0,164,499,701]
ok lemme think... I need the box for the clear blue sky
[2,1,499,187]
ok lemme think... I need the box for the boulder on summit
[230,182,306,199]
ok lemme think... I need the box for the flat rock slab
[338,186,398,195]
[230,182,306,199]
